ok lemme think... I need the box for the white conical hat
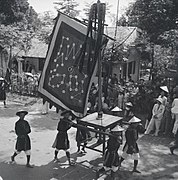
[160,86,169,93]
[129,116,141,123]
[0,77,4,81]
[111,106,122,112]
[125,102,133,107]
[111,125,124,132]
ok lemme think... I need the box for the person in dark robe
[119,116,145,173]
[96,125,124,179]
[53,110,75,166]
[76,119,91,154]
[0,77,7,107]
[11,110,33,168]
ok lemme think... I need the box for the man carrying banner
[119,116,145,173]
[96,125,124,179]
[52,110,76,166]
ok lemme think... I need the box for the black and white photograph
[0,0,178,179]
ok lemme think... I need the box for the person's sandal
[26,164,34,168]
[132,169,141,173]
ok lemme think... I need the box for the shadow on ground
[0,156,97,180]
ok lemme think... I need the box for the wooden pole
[96,1,106,120]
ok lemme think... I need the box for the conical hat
[129,116,141,123]
[111,106,122,112]
[0,77,4,81]
[111,125,124,132]
[160,86,169,93]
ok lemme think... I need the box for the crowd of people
[10,72,39,96]
[10,107,146,180]
[87,74,178,139]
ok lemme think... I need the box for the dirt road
[0,94,178,180]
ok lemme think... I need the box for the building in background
[104,26,142,82]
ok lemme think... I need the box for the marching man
[11,110,33,168]
[119,116,145,173]
[52,110,75,166]
[96,125,124,179]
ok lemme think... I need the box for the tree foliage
[0,0,38,27]
[54,0,80,18]
[119,0,178,43]
[36,11,55,44]
[117,0,178,80]
[0,0,41,59]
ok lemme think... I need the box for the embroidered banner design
[38,13,97,117]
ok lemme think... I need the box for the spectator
[145,97,165,136]
[0,77,7,108]
[171,92,178,136]
[118,91,124,109]
[160,95,173,136]
[159,86,168,106]
[110,73,118,85]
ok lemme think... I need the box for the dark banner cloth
[38,13,97,117]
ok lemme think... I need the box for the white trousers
[145,117,161,136]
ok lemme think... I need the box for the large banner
[38,13,97,117]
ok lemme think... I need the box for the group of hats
[111,116,141,132]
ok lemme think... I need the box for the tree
[36,11,56,44]
[53,0,80,18]
[0,0,41,78]
[0,0,40,49]
[119,0,178,43]
[0,0,36,25]
[118,0,178,82]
